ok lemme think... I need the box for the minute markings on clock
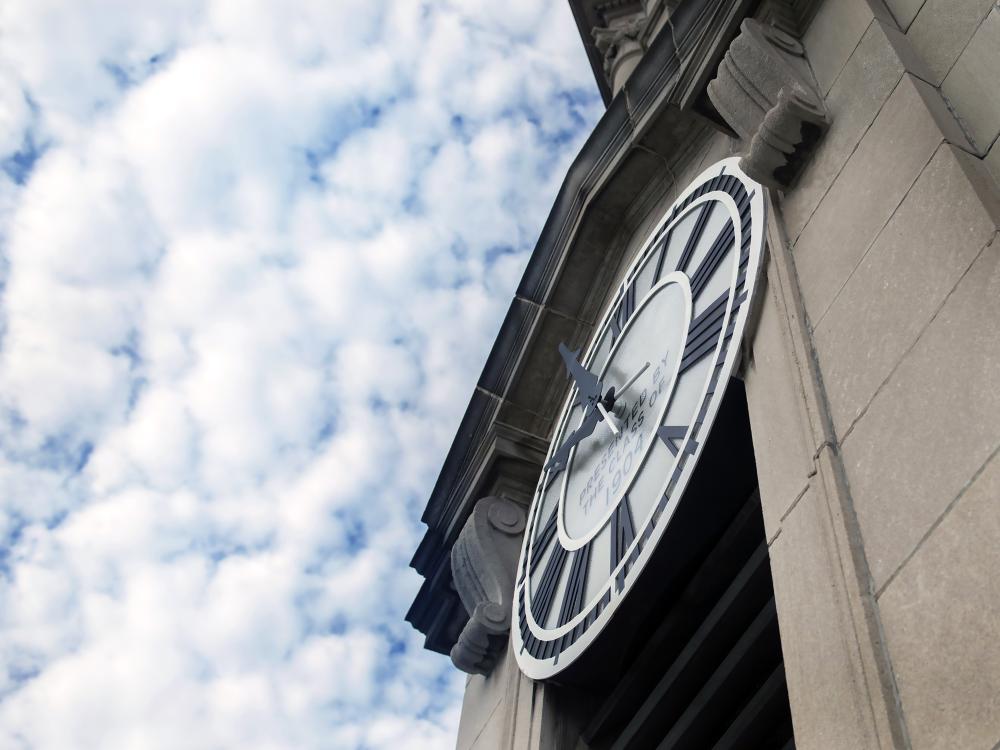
[610,495,636,591]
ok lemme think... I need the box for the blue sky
[0,1,601,747]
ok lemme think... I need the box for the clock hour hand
[595,401,620,436]
[544,406,602,473]
[544,382,620,472]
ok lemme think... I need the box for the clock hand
[544,406,601,472]
[544,381,623,473]
[614,361,651,400]
[596,401,619,435]
[557,342,603,407]
[557,341,622,435]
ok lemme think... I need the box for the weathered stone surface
[768,487,878,750]
[592,11,647,96]
[878,450,1000,750]
[987,138,1000,187]
[468,704,506,750]
[942,8,1000,153]
[450,496,527,676]
[794,74,947,325]
[884,0,926,30]
[695,130,736,173]
[841,237,1000,590]
[905,0,994,84]
[708,19,829,189]
[457,666,504,750]
[782,20,905,241]
[814,144,1000,438]
[457,636,545,750]
[803,0,874,94]
[744,273,812,540]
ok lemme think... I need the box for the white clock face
[512,158,766,680]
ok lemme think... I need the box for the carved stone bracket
[449,496,527,675]
[593,15,648,95]
[707,18,829,189]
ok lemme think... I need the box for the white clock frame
[512,157,767,680]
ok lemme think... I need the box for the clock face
[512,158,765,680]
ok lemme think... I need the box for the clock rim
[513,157,766,680]
[523,189,744,635]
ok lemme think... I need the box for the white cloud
[0,0,602,747]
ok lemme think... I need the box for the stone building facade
[407,0,1000,748]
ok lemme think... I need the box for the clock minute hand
[614,361,651,399]
[557,342,603,406]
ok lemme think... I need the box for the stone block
[744,276,812,540]
[814,144,1000,438]
[696,130,736,173]
[456,661,506,749]
[803,0,875,95]
[987,139,1000,188]
[942,8,1000,153]
[905,0,994,85]
[878,450,1000,750]
[884,0,927,30]
[793,75,946,326]
[841,238,1000,590]
[782,20,905,242]
[768,487,878,749]
[469,704,507,750]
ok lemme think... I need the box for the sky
[0,2,602,748]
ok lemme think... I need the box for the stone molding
[450,496,527,675]
[708,18,829,188]
[746,194,910,748]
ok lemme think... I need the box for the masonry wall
[744,0,1000,748]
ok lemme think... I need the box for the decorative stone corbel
[707,18,829,189]
[449,496,527,676]
[592,13,648,96]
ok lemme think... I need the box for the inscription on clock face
[561,276,689,542]
[513,158,766,680]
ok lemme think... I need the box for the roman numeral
[657,425,698,456]
[651,228,673,285]
[530,507,559,576]
[532,544,567,626]
[557,545,591,626]
[610,497,636,591]
[688,220,735,300]
[543,466,562,492]
[676,202,714,273]
[679,291,728,375]
[610,281,637,342]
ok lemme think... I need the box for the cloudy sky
[0,1,601,747]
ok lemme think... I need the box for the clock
[512,157,766,680]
